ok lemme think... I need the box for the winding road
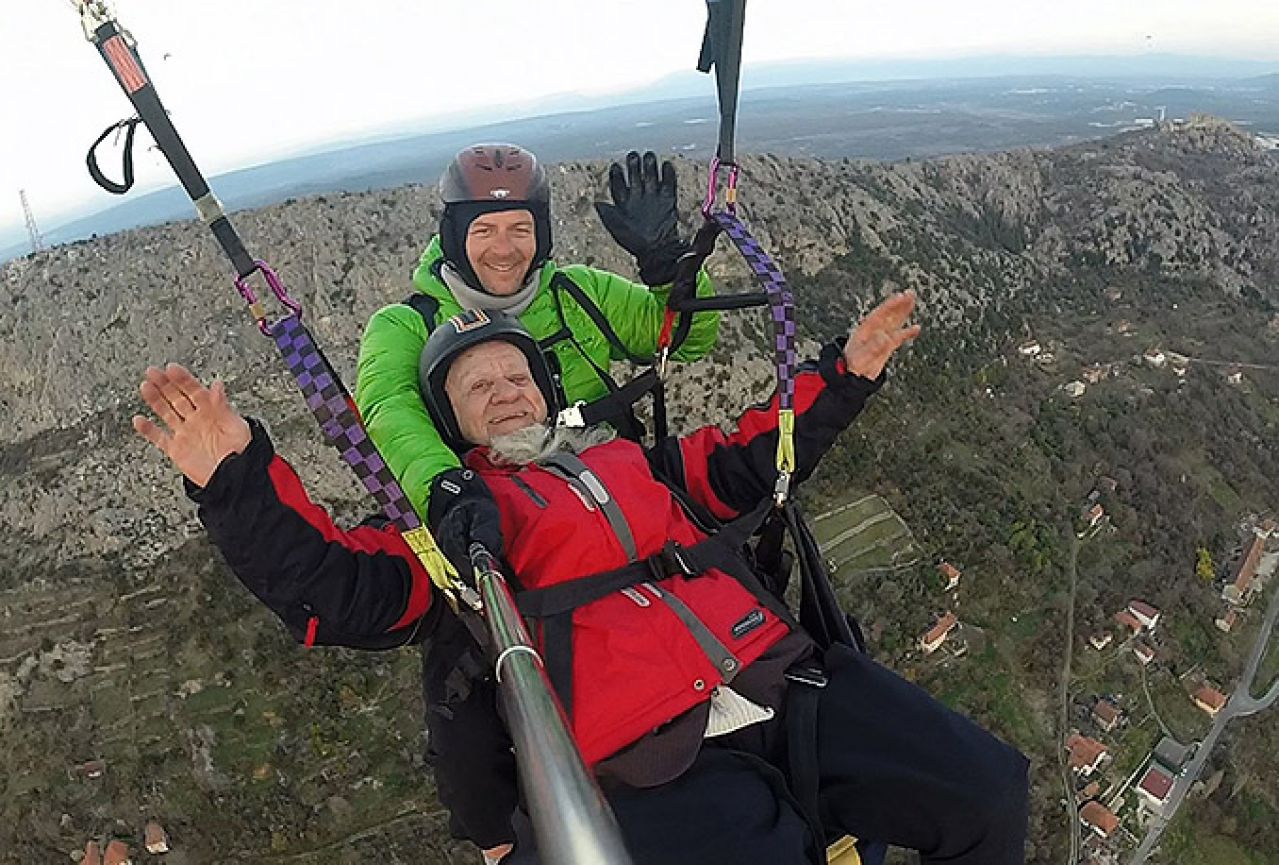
[1127,578,1279,864]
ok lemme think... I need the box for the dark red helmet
[437,144,554,293]
[439,143,550,205]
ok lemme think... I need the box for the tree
[1195,546,1216,583]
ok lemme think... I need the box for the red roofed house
[920,612,959,654]
[1066,733,1110,776]
[1080,780,1102,801]
[1113,610,1142,636]
[1092,699,1122,733]
[1259,519,1277,539]
[1083,504,1105,530]
[1088,632,1112,650]
[104,840,130,865]
[1127,600,1160,631]
[1215,609,1238,633]
[1133,641,1156,666]
[1224,536,1265,606]
[937,562,962,591]
[81,842,102,865]
[1079,801,1120,838]
[1137,765,1175,812]
[144,821,169,855]
[1192,685,1227,716]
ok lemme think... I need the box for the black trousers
[508,644,1029,865]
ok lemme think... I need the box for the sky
[3,0,1279,243]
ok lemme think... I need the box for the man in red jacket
[133,292,1029,865]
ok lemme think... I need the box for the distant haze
[5,56,1279,262]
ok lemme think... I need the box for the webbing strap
[697,0,747,165]
[711,211,798,495]
[540,453,639,562]
[78,8,463,602]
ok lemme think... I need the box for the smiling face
[464,209,538,296]
[444,340,549,447]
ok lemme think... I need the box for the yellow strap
[825,835,862,865]
[400,525,461,591]
[776,408,796,473]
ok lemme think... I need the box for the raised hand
[132,363,251,488]
[843,291,921,380]
[594,150,689,286]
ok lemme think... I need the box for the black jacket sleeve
[648,343,881,520]
[187,420,438,645]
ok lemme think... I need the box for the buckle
[648,541,698,581]
[784,665,828,689]
[557,401,587,428]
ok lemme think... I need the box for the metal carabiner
[233,261,303,336]
[701,155,741,218]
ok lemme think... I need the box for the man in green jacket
[354,143,719,857]
[356,143,719,524]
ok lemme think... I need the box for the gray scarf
[440,262,540,316]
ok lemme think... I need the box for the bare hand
[132,363,251,488]
[843,291,921,379]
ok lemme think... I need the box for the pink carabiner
[234,261,302,336]
[702,156,741,217]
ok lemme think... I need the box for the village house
[1192,685,1227,717]
[1223,534,1265,607]
[1214,609,1237,633]
[1258,518,1277,539]
[937,561,962,592]
[1153,737,1193,774]
[1079,801,1120,839]
[919,612,959,654]
[1063,380,1087,398]
[71,759,106,781]
[1115,320,1135,336]
[81,842,101,865]
[1143,347,1166,368]
[1079,780,1102,801]
[1092,699,1122,733]
[1095,476,1119,494]
[1225,368,1243,385]
[1137,764,1175,813]
[1113,610,1143,637]
[1133,640,1156,666]
[1082,364,1108,384]
[1127,600,1160,631]
[1066,733,1111,776]
[1088,632,1113,651]
[1081,504,1105,530]
[144,821,169,855]
[1017,339,1042,357]
[104,840,130,865]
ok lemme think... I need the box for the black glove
[594,150,691,286]
[428,468,504,582]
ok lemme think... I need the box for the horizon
[5,51,1279,256]
[4,0,1279,248]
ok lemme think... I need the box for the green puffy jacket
[355,236,719,517]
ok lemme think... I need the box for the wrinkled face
[445,340,548,446]
[465,209,537,296]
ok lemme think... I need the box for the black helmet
[419,310,558,451]
[438,143,554,292]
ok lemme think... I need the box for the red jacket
[191,344,878,766]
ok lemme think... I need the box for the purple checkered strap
[709,210,798,490]
[269,314,423,530]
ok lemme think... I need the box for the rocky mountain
[1,117,1276,863]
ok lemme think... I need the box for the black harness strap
[698,0,747,166]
